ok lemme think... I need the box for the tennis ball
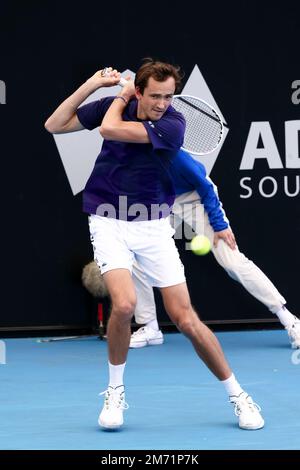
[190,235,211,256]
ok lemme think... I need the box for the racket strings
[172,97,223,154]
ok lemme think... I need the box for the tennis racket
[171,95,224,155]
[102,68,224,155]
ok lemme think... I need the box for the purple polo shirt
[77,96,185,221]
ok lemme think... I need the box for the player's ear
[135,87,142,100]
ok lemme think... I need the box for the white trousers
[133,190,285,324]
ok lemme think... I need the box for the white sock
[108,361,126,388]
[221,373,244,398]
[275,306,296,328]
[147,319,159,331]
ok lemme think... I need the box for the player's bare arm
[44,68,121,134]
[99,77,150,144]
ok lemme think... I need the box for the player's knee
[176,317,194,334]
[112,299,136,320]
[175,308,195,334]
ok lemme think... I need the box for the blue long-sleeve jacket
[169,150,229,232]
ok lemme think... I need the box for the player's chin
[151,110,165,120]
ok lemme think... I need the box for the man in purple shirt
[77,85,185,220]
[45,59,264,431]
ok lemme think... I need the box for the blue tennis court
[0,330,299,450]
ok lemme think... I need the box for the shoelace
[231,395,261,417]
[99,387,129,410]
[131,327,146,337]
[287,320,300,338]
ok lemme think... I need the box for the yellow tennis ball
[190,235,211,255]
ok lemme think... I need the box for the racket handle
[118,77,127,87]
[102,67,127,87]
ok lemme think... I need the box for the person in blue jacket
[130,149,300,350]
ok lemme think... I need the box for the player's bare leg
[160,282,231,380]
[160,282,264,430]
[98,269,136,429]
[103,269,136,364]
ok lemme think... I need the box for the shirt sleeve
[178,154,229,232]
[201,176,229,232]
[143,109,186,151]
[76,97,114,130]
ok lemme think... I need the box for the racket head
[172,94,224,155]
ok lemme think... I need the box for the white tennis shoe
[286,317,300,349]
[229,392,264,430]
[129,326,164,348]
[98,385,128,429]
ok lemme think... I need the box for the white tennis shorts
[88,215,185,288]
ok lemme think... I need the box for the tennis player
[130,150,300,350]
[45,59,264,431]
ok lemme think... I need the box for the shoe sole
[239,419,265,430]
[98,420,123,429]
[148,339,164,346]
[129,339,164,348]
[129,341,147,348]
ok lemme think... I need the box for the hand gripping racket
[102,68,224,155]
[102,67,128,87]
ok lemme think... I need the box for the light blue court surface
[0,330,299,450]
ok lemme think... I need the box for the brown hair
[135,58,184,94]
